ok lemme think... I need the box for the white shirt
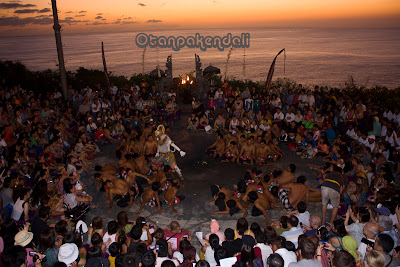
[259,123,270,131]
[110,86,118,95]
[305,95,315,106]
[54,92,62,99]
[381,125,387,137]
[140,228,155,241]
[285,113,295,123]
[275,248,297,267]
[86,122,97,133]
[389,213,399,226]
[255,243,273,267]
[102,101,111,110]
[103,232,117,252]
[295,211,310,227]
[383,111,393,120]
[274,112,284,121]
[346,129,356,139]
[64,193,78,209]
[385,132,398,147]
[204,246,218,266]
[0,139,7,148]
[298,95,307,104]
[215,91,224,99]
[11,198,25,221]
[393,113,400,125]
[91,103,101,113]
[357,238,374,259]
[366,141,375,152]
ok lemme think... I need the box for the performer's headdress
[155,125,165,136]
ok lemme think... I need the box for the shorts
[165,195,185,205]
[239,156,252,164]
[258,158,267,163]
[251,206,263,217]
[321,186,340,208]
[220,153,234,161]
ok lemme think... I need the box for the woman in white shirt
[11,188,30,222]
[63,178,92,209]
[201,234,220,266]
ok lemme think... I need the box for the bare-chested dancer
[135,182,163,215]
[239,136,255,165]
[220,141,239,163]
[164,178,185,214]
[143,134,158,161]
[256,140,274,166]
[247,191,271,224]
[206,132,225,159]
[104,179,135,211]
[275,164,296,186]
[211,192,248,218]
[281,182,309,208]
[269,179,309,211]
[124,168,151,188]
[296,176,321,202]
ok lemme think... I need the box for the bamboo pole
[51,0,68,100]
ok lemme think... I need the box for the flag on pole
[101,42,111,90]
[265,48,285,91]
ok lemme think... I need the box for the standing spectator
[374,234,400,267]
[288,238,322,267]
[272,236,297,267]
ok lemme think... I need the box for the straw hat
[14,230,34,247]
[58,243,79,265]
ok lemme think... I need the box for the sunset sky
[0,0,399,36]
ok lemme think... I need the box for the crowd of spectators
[0,79,399,267]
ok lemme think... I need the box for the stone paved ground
[84,105,326,248]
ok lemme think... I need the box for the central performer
[152,125,186,180]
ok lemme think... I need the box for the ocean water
[0,28,399,88]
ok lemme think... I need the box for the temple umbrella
[203,64,220,76]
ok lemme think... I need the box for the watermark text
[135,33,250,51]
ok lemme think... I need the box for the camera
[29,252,39,262]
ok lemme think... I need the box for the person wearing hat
[14,228,36,266]
[342,236,362,267]
[58,243,80,267]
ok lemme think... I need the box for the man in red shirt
[163,221,191,253]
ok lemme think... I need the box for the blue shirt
[325,128,336,142]
[281,227,304,248]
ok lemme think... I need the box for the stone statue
[165,55,173,90]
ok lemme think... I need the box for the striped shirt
[281,227,304,248]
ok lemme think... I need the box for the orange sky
[0,0,399,35]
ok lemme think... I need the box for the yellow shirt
[109,256,116,267]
